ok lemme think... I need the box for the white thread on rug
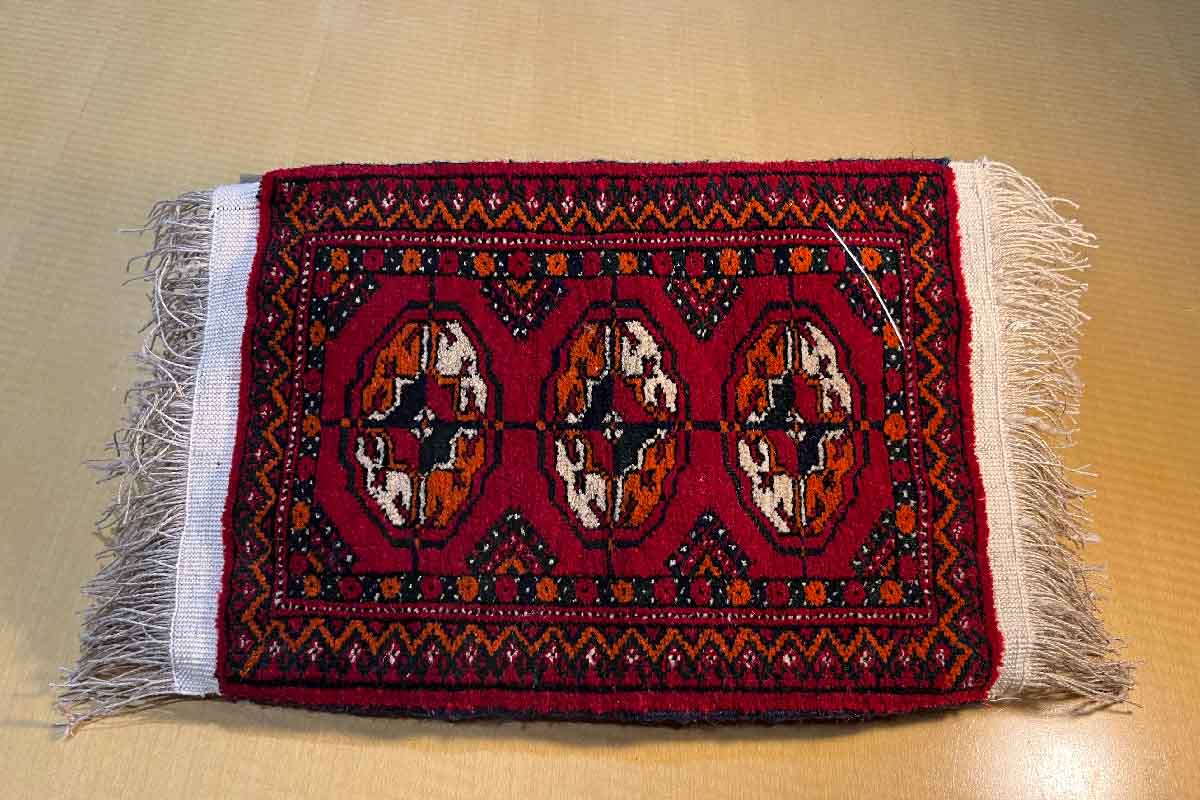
[826,223,906,350]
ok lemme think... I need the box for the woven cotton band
[171,182,259,695]
[952,161,1027,698]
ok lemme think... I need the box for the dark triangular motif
[286,501,357,576]
[665,512,751,578]
[312,271,381,339]
[480,278,566,337]
[664,276,742,339]
[851,510,918,579]
[467,510,558,575]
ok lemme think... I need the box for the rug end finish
[973,159,1135,707]
[56,192,214,734]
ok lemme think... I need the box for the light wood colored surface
[2,2,1197,797]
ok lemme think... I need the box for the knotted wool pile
[60,159,1132,729]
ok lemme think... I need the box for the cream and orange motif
[730,317,857,543]
[547,312,682,540]
[352,318,489,537]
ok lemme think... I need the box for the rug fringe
[980,160,1134,706]
[56,192,213,733]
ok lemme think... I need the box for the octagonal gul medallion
[723,303,866,553]
[542,303,687,547]
[342,307,498,547]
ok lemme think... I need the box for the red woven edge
[263,158,948,182]
[215,159,1002,718]
[220,682,987,719]
[945,166,1006,699]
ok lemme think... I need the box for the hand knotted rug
[60,159,1132,729]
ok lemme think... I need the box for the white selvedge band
[952,160,1028,698]
[171,182,259,695]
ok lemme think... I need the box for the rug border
[213,159,1001,718]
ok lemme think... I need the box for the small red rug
[61,159,1133,728]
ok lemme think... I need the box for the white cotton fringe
[56,193,213,733]
[977,160,1134,706]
